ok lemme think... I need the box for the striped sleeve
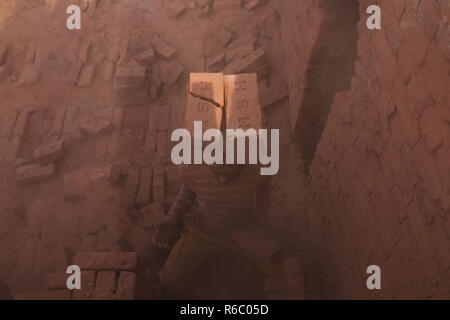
[167,184,196,220]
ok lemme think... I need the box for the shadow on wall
[295,0,359,174]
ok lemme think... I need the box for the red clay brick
[34,140,64,165]
[93,271,116,300]
[114,272,137,300]
[73,252,138,271]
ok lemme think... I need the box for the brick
[73,252,138,271]
[72,270,96,300]
[208,24,232,47]
[108,38,121,62]
[417,0,442,38]
[222,58,243,74]
[45,272,68,290]
[48,107,67,140]
[259,81,289,108]
[78,65,95,87]
[15,163,55,184]
[118,39,129,60]
[18,64,39,86]
[98,0,112,9]
[167,1,187,18]
[206,52,225,72]
[134,48,156,66]
[0,138,9,164]
[4,136,21,164]
[189,73,225,107]
[400,8,430,65]
[114,60,146,85]
[265,292,285,300]
[78,41,91,63]
[72,290,92,300]
[112,107,124,131]
[105,131,121,161]
[227,32,257,49]
[196,0,211,7]
[436,23,450,59]
[15,290,71,300]
[93,271,116,300]
[156,131,169,163]
[422,45,450,106]
[13,110,29,137]
[89,164,120,183]
[151,36,177,60]
[420,108,444,153]
[124,170,140,208]
[145,107,158,154]
[225,44,254,63]
[234,48,266,73]
[140,202,166,228]
[87,0,98,16]
[91,47,106,65]
[103,62,115,81]
[66,60,83,86]
[214,0,241,11]
[224,73,262,130]
[113,80,147,98]
[34,47,45,66]
[282,257,305,299]
[185,73,224,132]
[157,105,171,132]
[149,74,163,100]
[0,42,8,65]
[263,277,283,294]
[79,115,112,136]
[152,168,166,203]
[80,0,89,11]
[98,107,114,122]
[0,110,17,138]
[34,140,64,165]
[136,168,153,207]
[114,272,137,300]
[245,0,262,10]
[0,64,11,81]
[186,0,197,9]
[161,60,184,86]
[95,135,109,162]
[81,270,96,289]
[62,106,79,139]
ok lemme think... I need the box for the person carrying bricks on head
[153,72,277,298]
[153,161,268,298]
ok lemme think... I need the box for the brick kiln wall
[282,0,449,299]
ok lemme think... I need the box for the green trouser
[159,218,278,298]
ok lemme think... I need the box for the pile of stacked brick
[14,252,140,300]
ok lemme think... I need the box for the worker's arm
[166,184,196,222]
[153,184,196,249]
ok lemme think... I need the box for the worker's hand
[153,215,181,249]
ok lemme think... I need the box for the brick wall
[282,0,449,299]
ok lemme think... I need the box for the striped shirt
[168,165,265,241]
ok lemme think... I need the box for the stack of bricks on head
[185,72,263,134]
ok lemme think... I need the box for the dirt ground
[0,0,307,299]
